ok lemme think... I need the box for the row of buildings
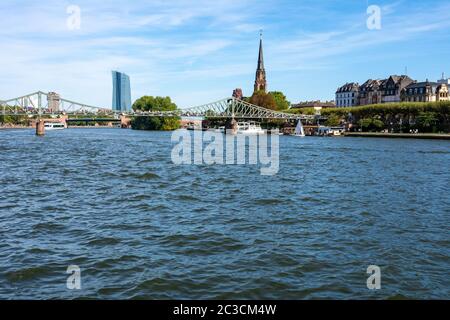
[335,74,450,107]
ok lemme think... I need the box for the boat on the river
[186,122,208,131]
[237,122,265,135]
[317,126,345,136]
[44,122,65,130]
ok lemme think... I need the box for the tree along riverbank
[344,132,450,140]
[286,101,450,133]
[0,115,30,127]
[130,96,180,131]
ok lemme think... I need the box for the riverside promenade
[344,132,450,140]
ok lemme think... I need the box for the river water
[0,128,449,299]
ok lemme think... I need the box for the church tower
[254,32,267,93]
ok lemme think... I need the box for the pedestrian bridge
[0,91,322,121]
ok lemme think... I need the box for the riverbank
[0,125,31,130]
[344,132,450,140]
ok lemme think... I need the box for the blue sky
[0,0,449,108]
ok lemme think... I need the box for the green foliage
[358,118,385,132]
[322,101,450,118]
[268,91,290,111]
[372,119,384,129]
[160,117,181,131]
[131,95,180,131]
[132,96,177,112]
[325,114,342,127]
[285,108,316,115]
[132,117,160,130]
[249,91,277,110]
[0,115,29,125]
[359,118,372,130]
[320,101,450,133]
[260,119,286,129]
[416,112,438,133]
[131,116,180,131]
[70,114,105,119]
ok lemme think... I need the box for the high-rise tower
[112,71,132,112]
[254,31,267,93]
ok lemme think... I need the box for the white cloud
[269,2,450,72]
[0,0,449,106]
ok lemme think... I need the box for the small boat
[317,126,345,137]
[237,122,265,135]
[186,122,208,131]
[269,129,284,135]
[44,122,65,130]
[294,120,305,137]
[330,127,345,136]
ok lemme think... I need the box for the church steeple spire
[254,30,267,93]
[257,31,265,70]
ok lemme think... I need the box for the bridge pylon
[36,119,45,136]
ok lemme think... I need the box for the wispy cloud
[270,2,450,70]
[0,0,449,106]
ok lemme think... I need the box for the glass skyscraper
[112,71,132,112]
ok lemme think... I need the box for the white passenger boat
[317,126,345,137]
[237,122,265,135]
[44,122,65,130]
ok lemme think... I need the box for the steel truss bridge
[0,91,322,121]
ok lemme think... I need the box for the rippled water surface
[0,128,449,299]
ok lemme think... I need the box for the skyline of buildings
[108,36,450,110]
[335,74,449,107]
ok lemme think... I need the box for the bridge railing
[132,97,320,120]
[0,91,113,117]
[1,93,322,121]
